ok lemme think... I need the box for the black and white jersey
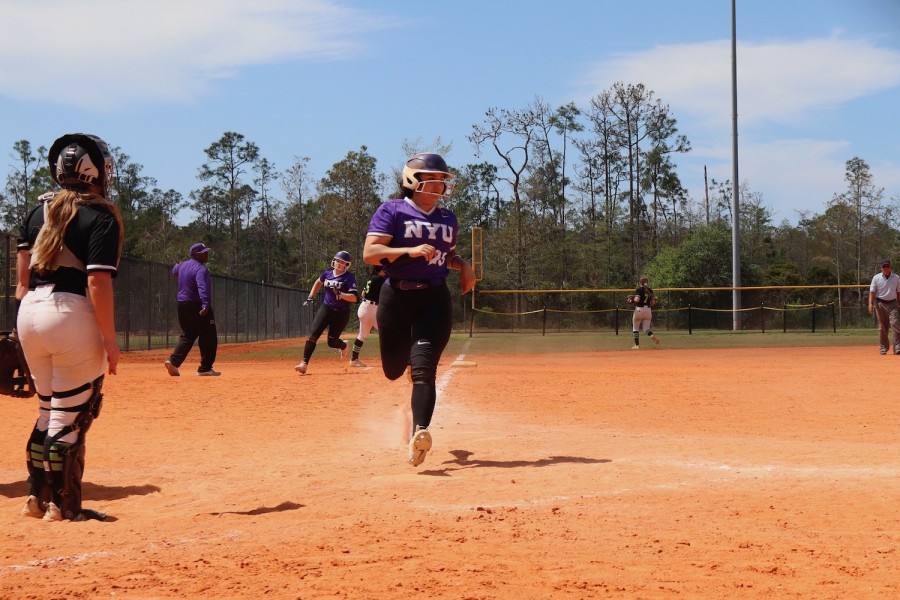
[18,194,120,295]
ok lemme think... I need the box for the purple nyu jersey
[367,198,458,283]
[319,268,358,310]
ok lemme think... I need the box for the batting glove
[303,297,313,306]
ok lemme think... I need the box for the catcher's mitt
[0,330,34,398]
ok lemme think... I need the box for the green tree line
[2,82,896,318]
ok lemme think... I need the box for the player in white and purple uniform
[348,265,385,368]
[294,251,359,375]
[363,153,476,467]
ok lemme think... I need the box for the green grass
[446,329,876,355]
[206,328,877,362]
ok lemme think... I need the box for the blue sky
[1,0,898,226]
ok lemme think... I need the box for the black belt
[31,283,87,296]
[391,279,445,291]
[876,298,896,303]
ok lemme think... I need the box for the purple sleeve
[367,202,395,237]
[197,266,212,309]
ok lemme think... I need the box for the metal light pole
[731,0,742,330]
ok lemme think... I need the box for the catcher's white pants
[632,306,653,333]
[17,285,106,444]
[356,300,378,341]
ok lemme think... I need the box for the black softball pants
[302,305,351,361]
[377,283,452,434]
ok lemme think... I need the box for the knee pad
[409,340,436,384]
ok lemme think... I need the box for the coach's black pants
[170,301,218,372]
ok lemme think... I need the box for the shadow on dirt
[204,501,304,516]
[419,450,610,475]
[0,480,161,500]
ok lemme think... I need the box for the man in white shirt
[868,258,900,355]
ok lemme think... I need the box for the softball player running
[349,265,386,367]
[17,133,124,521]
[628,275,660,350]
[363,153,476,467]
[295,251,359,375]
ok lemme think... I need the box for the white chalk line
[436,338,471,397]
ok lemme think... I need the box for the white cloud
[579,34,900,221]
[678,138,851,220]
[583,35,900,130]
[0,0,390,108]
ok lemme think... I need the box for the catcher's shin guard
[59,442,86,520]
[42,376,105,520]
[25,425,50,503]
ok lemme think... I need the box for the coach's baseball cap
[189,242,211,256]
[881,258,891,267]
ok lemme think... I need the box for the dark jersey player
[295,251,359,375]
[363,153,476,467]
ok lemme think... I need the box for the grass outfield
[219,328,878,361]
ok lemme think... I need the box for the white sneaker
[294,361,308,375]
[631,345,640,350]
[164,360,180,376]
[196,369,221,377]
[408,427,432,467]
[42,502,63,522]
[21,495,44,518]
[339,341,348,359]
[348,359,367,367]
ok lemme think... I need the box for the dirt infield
[2,340,899,598]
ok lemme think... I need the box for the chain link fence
[1,233,313,351]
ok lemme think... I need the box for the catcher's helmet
[402,153,453,198]
[332,250,351,270]
[48,133,115,198]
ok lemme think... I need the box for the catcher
[16,133,123,522]
[627,275,661,350]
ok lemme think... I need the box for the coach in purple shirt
[164,243,220,376]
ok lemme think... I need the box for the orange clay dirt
[2,340,900,599]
